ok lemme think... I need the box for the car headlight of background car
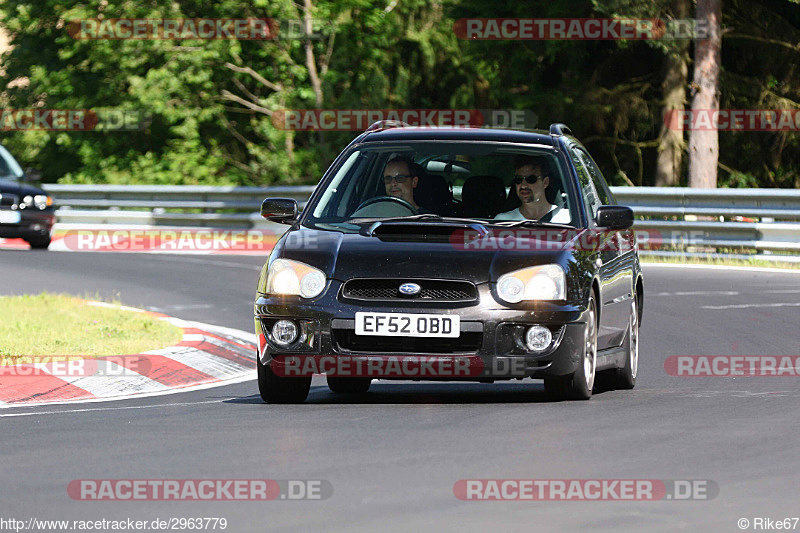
[265,258,326,298]
[19,195,53,210]
[497,264,566,303]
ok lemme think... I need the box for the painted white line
[642,263,800,274]
[765,289,800,294]
[652,291,740,297]
[701,302,800,310]
[135,254,264,270]
[0,373,255,410]
[0,398,230,418]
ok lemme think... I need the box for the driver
[382,156,423,211]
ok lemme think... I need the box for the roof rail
[365,120,410,133]
[549,123,573,136]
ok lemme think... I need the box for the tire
[26,236,51,250]
[611,295,639,389]
[257,353,311,404]
[327,376,372,394]
[544,293,598,401]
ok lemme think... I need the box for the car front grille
[332,329,483,354]
[341,278,478,303]
[0,193,19,209]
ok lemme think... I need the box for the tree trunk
[687,0,722,188]
[303,0,326,149]
[655,49,689,186]
[655,0,690,187]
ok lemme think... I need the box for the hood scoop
[366,221,489,243]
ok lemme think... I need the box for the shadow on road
[225,381,616,406]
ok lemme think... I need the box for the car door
[569,146,631,348]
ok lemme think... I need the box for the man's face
[514,163,549,204]
[383,161,418,204]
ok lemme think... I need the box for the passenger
[495,155,569,223]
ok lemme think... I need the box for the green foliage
[0,0,798,188]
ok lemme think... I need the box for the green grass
[0,292,184,359]
[642,255,800,270]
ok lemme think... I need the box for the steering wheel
[353,195,417,215]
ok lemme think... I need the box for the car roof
[358,126,563,146]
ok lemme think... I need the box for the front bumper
[254,280,590,380]
[0,210,55,239]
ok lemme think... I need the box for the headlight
[19,195,52,210]
[34,195,52,209]
[497,264,566,303]
[266,259,326,298]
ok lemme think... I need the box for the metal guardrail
[42,184,800,260]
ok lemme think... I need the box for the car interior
[310,146,575,226]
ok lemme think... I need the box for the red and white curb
[0,223,282,255]
[0,304,257,407]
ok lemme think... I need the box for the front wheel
[613,295,639,389]
[544,294,598,401]
[26,236,51,250]
[257,353,311,404]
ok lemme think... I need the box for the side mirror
[261,197,298,224]
[596,205,634,230]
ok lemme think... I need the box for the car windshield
[0,144,25,180]
[305,141,579,231]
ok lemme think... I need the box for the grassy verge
[0,292,184,358]
[641,255,800,270]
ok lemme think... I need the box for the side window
[569,147,602,220]
[576,149,613,206]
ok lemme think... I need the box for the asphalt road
[1,250,799,532]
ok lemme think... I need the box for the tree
[687,0,722,188]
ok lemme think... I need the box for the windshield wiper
[492,219,574,229]
[348,213,490,226]
[359,214,492,237]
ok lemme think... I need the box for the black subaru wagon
[255,123,643,403]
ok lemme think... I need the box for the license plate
[355,312,460,338]
[0,211,21,224]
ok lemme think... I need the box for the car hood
[273,223,584,284]
[0,179,46,196]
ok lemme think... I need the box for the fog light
[272,320,298,346]
[525,325,552,352]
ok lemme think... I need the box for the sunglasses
[383,175,413,184]
[513,174,545,185]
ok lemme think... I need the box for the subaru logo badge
[398,282,421,296]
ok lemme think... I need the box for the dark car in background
[0,144,54,249]
[254,123,643,403]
